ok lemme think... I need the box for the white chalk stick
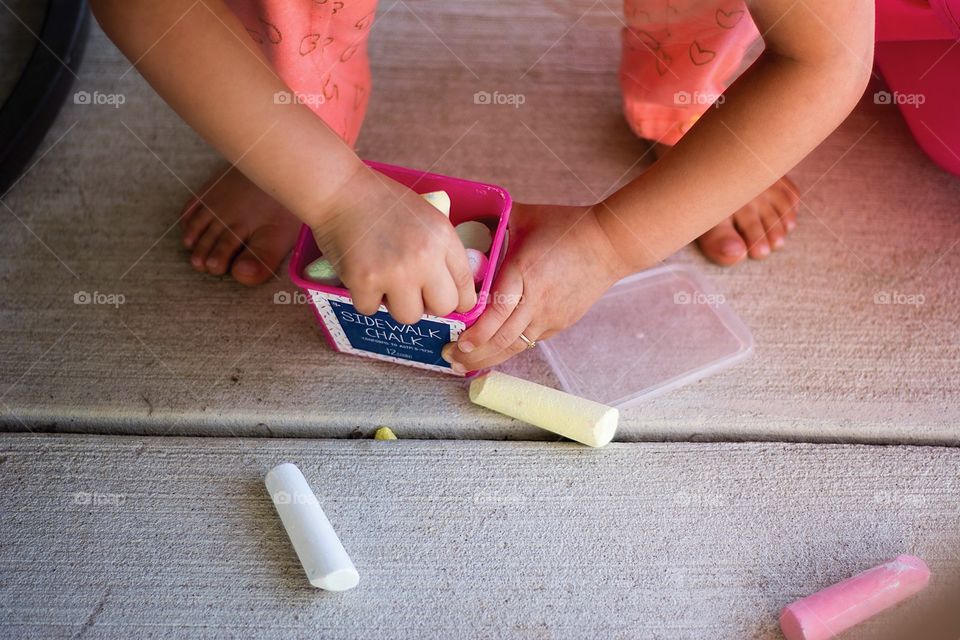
[455,221,492,253]
[304,190,451,286]
[264,463,359,591]
[469,371,619,447]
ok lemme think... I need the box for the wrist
[592,198,659,276]
[586,204,634,281]
[297,155,369,229]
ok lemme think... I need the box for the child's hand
[311,166,477,324]
[441,202,630,373]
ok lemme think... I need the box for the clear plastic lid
[500,264,754,409]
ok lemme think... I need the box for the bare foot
[653,143,800,266]
[179,166,301,285]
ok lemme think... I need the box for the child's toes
[695,218,747,266]
[179,197,202,228]
[230,226,288,286]
[190,222,224,272]
[733,210,771,259]
[775,178,800,232]
[182,207,214,250]
[779,195,798,233]
[205,230,245,276]
[760,207,786,250]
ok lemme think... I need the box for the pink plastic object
[288,160,511,375]
[466,248,489,284]
[779,555,931,640]
[874,0,960,176]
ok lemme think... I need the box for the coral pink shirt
[225,0,377,146]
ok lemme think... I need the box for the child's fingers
[422,272,459,318]
[446,249,478,313]
[351,287,384,317]
[383,289,425,325]
[453,265,523,355]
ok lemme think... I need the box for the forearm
[598,5,873,270]
[90,0,360,225]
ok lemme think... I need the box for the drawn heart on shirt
[322,75,339,102]
[259,18,282,44]
[625,28,660,52]
[655,50,673,77]
[299,34,334,56]
[688,41,716,65]
[626,8,651,26]
[340,43,360,62]
[355,13,375,30]
[716,8,745,29]
[353,84,366,111]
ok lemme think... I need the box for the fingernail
[786,219,796,231]
[191,255,203,267]
[773,236,784,249]
[458,340,474,353]
[757,243,770,256]
[721,239,744,256]
[451,362,466,374]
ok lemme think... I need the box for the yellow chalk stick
[469,371,618,447]
[374,426,398,440]
[420,190,451,217]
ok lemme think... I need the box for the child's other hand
[311,166,477,324]
[441,202,630,373]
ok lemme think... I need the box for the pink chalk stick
[779,555,931,640]
[466,248,488,284]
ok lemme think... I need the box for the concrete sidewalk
[2,433,958,639]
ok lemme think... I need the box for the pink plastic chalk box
[289,161,511,376]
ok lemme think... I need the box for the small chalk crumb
[374,426,398,440]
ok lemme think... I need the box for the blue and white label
[310,290,464,374]
[330,300,451,367]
